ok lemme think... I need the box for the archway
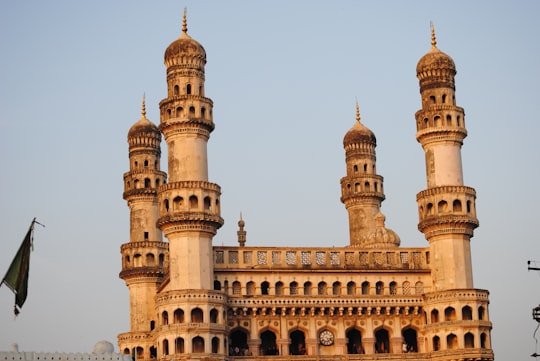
[375,328,390,353]
[230,329,248,355]
[402,328,417,352]
[290,330,306,355]
[261,330,278,355]
[346,328,364,354]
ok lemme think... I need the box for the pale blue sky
[0,1,539,360]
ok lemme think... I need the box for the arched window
[347,281,356,295]
[175,338,184,353]
[402,281,411,295]
[163,339,169,355]
[303,281,312,295]
[375,281,384,295]
[146,253,155,265]
[364,163,368,173]
[464,332,474,348]
[427,203,434,215]
[457,115,461,126]
[346,328,363,354]
[318,281,327,295]
[290,330,306,355]
[204,196,211,210]
[431,309,439,323]
[134,254,142,267]
[261,281,269,295]
[389,281,397,295]
[415,281,424,295]
[275,281,284,295]
[260,330,277,356]
[176,106,183,117]
[192,336,204,353]
[211,337,219,354]
[246,281,255,296]
[174,308,184,323]
[354,183,360,192]
[189,195,198,209]
[353,164,358,172]
[361,281,370,295]
[290,281,298,295]
[230,329,248,355]
[213,280,221,290]
[162,311,168,325]
[453,199,462,212]
[164,199,169,212]
[232,281,241,295]
[442,94,447,104]
[480,333,487,348]
[201,107,206,119]
[186,84,192,94]
[191,308,203,323]
[210,308,218,323]
[434,115,441,127]
[447,334,458,349]
[433,336,440,351]
[446,114,452,126]
[173,196,183,210]
[333,281,341,295]
[364,182,370,191]
[438,200,448,213]
[444,307,456,321]
[402,328,418,352]
[478,306,485,320]
[189,106,195,114]
[462,306,473,320]
[375,329,390,353]
[174,85,179,96]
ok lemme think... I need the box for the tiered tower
[155,10,226,358]
[340,102,400,248]
[415,25,479,290]
[120,98,168,359]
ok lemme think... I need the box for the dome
[416,25,456,76]
[343,102,376,146]
[363,212,401,248]
[93,341,114,354]
[128,98,160,139]
[164,10,206,65]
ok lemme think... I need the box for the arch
[353,164,358,172]
[144,178,150,188]
[347,281,356,295]
[447,333,458,349]
[186,84,192,94]
[375,328,390,353]
[462,305,473,320]
[211,337,219,354]
[189,106,195,114]
[415,281,424,295]
[133,254,142,267]
[289,281,298,295]
[402,328,418,352]
[213,280,221,290]
[201,107,206,119]
[464,332,474,348]
[453,199,462,212]
[478,306,486,320]
[446,114,452,126]
[192,336,204,353]
[150,320,155,330]
[230,329,248,355]
[444,307,456,321]
[364,182,370,191]
[427,203,434,215]
[467,200,472,213]
[480,332,487,348]
[332,281,341,295]
[167,109,172,119]
[457,115,461,126]
[232,281,241,295]
[442,94,447,104]
[162,339,169,355]
[275,281,284,295]
[144,160,149,167]
[174,308,184,323]
[317,281,327,295]
[433,336,441,351]
[303,281,312,295]
[173,85,179,96]
[389,281,397,295]
[364,163,368,173]
[189,195,198,209]
[164,199,169,212]
[361,281,370,295]
[354,183,360,192]
[261,281,270,295]
[204,196,211,210]
[438,200,448,213]
[175,338,184,353]
[402,281,411,295]
[434,115,441,127]
[246,281,255,296]
[375,281,384,295]
[159,253,164,266]
[429,95,436,104]
[176,106,183,117]
[346,328,364,354]
[145,253,155,266]
[173,196,183,210]
[261,330,278,355]
[290,330,306,355]
[210,308,218,323]
[134,179,140,189]
[161,311,168,325]
[191,308,203,323]
[431,309,439,323]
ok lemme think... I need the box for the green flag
[1,219,35,315]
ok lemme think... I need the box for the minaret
[157,9,223,290]
[120,97,168,359]
[237,214,247,247]
[340,101,399,248]
[415,25,479,290]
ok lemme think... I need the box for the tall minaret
[415,25,479,290]
[340,102,400,248]
[157,10,223,291]
[120,97,168,359]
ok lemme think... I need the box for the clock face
[319,330,334,346]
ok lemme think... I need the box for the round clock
[319,329,334,346]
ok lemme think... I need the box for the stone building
[118,11,494,361]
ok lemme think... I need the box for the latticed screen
[257,251,267,265]
[330,252,340,265]
[301,251,311,265]
[345,252,354,265]
[272,251,281,264]
[215,251,224,264]
[316,251,326,265]
[243,251,252,264]
[286,251,296,265]
[229,251,238,264]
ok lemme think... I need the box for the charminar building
[118,10,494,361]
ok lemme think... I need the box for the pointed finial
[141,94,147,118]
[355,98,361,123]
[430,21,437,48]
[182,7,188,34]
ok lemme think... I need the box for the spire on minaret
[141,94,147,119]
[355,98,361,123]
[430,22,437,48]
[182,7,188,34]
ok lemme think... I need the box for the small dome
[343,101,376,147]
[164,10,206,65]
[416,24,456,77]
[93,341,114,354]
[363,212,401,248]
[128,98,160,139]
